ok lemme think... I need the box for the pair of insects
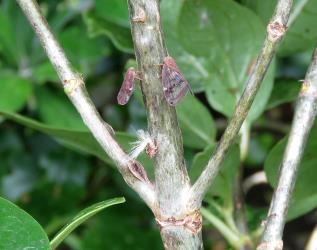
[117,56,191,106]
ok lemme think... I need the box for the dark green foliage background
[0,0,317,249]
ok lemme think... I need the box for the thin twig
[189,0,293,210]
[243,171,267,194]
[257,46,317,250]
[16,0,155,208]
[201,208,241,249]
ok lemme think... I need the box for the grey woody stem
[16,0,155,209]
[127,0,201,249]
[257,46,317,250]
[189,0,293,210]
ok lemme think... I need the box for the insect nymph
[117,67,137,105]
[161,56,191,106]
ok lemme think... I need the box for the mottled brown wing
[162,63,189,106]
[117,68,136,105]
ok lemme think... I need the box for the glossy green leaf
[0,197,50,250]
[242,0,317,55]
[0,71,33,113]
[264,122,317,220]
[190,144,240,201]
[84,13,133,54]
[50,197,125,249]
[163,0,274,123]
[177,94,216,149]
[266,79,301,109]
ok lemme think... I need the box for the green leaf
[163,0,274,123]
[0,111,154,176]
[83,13,133,54]
[161,0,208,92]
[0,2,33,65]
[32,62,59,84]
[0,0,44,66]
[0,111,113,164]
[35,86,87,131]
[0,197,50,250]
[176,94,216,149]
[0,71,33,113]
[50,197,125,249]
[0,9,17,64]
[95,0,130,28]
[58,26,111,75]
[264,122,317,220]
[266,79,301,109]
[242,0,317,55]
[190,144,240,201]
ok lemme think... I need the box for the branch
[16,0,155,209]
[127,0,190,216]
[189,0,293,209]
[257,46,317,250]
[127,0,200,248]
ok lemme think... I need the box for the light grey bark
[257,46,317,250]
[127,1,202,249]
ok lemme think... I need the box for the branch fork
[17,0,297,249]
[189,0,293,211]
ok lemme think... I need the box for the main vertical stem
[127,0,201,249]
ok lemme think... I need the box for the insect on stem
[161,56,191,106]
[117,68,137,105]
